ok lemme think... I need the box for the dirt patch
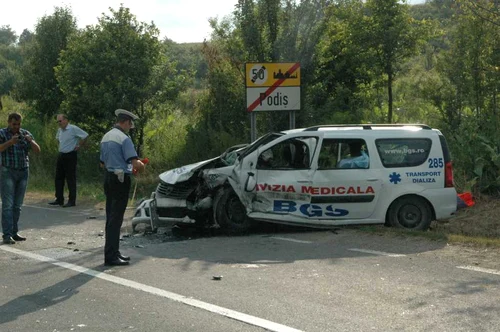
[24,191,107,210]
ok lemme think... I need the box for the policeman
[100,109,145,266]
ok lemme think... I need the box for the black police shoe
[104,257,130,266]
[12,234,26,241]
[3,237,16,244]
[118,252,130,261]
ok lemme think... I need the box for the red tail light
[445,161,454,188]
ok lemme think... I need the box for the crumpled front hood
[159,157,219,184]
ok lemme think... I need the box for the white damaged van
[133,124,457,233]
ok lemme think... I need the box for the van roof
[303,124,432,131]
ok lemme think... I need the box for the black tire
[388,196,432,231]
[214,186,253,234]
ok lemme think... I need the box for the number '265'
[428,158,444,168]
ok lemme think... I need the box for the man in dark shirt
[0,113,41,244]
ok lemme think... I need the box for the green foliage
[17,7,77,118]
[3,0,500,201]
[410,0,456,21]
[443,118,500,195]
[56,6,165,142]
[308,0,375,124]
[141,107,189,171]
[201,0,329,140]
[183,42,249,160]
[163,40,207,88]
[0,47,20,104]
[365,0,431,122]
[0,27,23,108]
[0,25,17,45]
[18,29,34,46]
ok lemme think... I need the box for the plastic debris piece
[457,192,474,209]
[135,245,144,248]
[212,276,223,280]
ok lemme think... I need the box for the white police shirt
[100,127,138,174]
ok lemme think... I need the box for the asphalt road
[1,200,500,332]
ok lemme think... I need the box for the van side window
[318,139,369,169]
[376,138,432,168]
[257,137,317,170]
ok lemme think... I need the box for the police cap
[115,109,139,128]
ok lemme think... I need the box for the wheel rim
[226,193,247,225]
[397,204,422,228]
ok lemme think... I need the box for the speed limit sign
[249,64,268,85]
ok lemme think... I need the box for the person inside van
[337,141,369,169]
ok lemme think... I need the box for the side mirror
[244,172,256,192]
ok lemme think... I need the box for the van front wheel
[388,196,432,231]
[214,187,252,234]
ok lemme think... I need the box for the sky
[2,0,426,44]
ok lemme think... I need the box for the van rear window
[375,138,432,168]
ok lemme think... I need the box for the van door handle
[367,178,379,182]
[297,180,311,183]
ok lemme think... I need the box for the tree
[18,29,34,46]
[56,6,166,144]
[365,0,429,122]
[0,26,21,109]
[309,0,377,124]
[17,7,77,118]
[0,25,17,45]
[198,0,329,145]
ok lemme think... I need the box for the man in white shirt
[48,114,89,207]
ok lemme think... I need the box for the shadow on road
[0,265,101,325]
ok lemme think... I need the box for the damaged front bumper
[131,193,197,232]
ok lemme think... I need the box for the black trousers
[104,172,131,261]
[55,151,77,204]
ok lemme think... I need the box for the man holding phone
[0,113,41,244]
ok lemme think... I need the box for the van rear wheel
[388,196,432,231]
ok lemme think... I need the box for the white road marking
[349,248,406,257]
[457,265,500,276]
[0,246,303,332]
[270,237,312,244]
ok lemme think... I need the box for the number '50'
[428,158,444,168]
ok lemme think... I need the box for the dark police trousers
[55,151,77,204]
[104,171,131,261]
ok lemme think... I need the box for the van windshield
[238,132,284,161]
